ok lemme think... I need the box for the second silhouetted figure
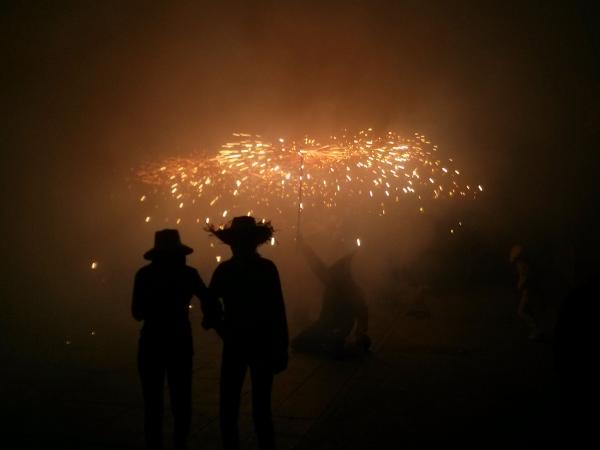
[207,216,289,450]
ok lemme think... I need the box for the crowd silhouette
[133,218,290,450]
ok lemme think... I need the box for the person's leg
[250,360,275,450]
[220,346,247,450]
[138,343,166,450]
[168,352,193,450]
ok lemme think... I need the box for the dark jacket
[209,253,289,362]
[132,261,215,353]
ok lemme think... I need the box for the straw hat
[206,216,274,247]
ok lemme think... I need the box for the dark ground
[0,281,559,449]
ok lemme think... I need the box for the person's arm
[270,262,289,373]
[131,270,146,321]
[515,260,532,319]
[192,269,223,331]
[207,266,226,337]
[517,289,532,320]
[516,260,529,291]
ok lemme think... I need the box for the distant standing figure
[291,236,370,357]
[132,229,218,450]
[207,216,289,450]
[509,244,545,340]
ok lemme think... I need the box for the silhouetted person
[509,244,545,340]
[291,236,370,358]
[132,229,218,450]
[206,216,289,450]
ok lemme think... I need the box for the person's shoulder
[213,258,234,274]
[182,264,203,279]
[257,256,278,271]
[217,258,234,268]
[183,264,199,274]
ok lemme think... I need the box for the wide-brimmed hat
[144,229,193,260]
[206,216,274,247]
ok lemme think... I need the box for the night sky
[1,0,599,361]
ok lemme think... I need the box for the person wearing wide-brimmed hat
[132,229,219,450]
[206,216,288,450]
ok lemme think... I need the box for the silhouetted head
[509,244,525,264]
[206,216,274,256]
[144,229,193,263]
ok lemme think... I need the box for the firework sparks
[135,130,482,224]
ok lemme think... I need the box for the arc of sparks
[134,130,483,228]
